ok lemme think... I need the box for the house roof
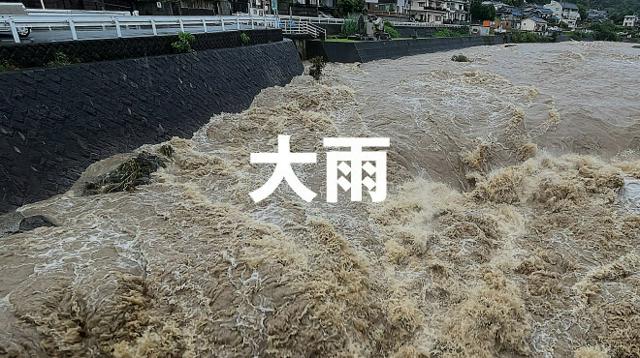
[497,5,522,16]
[527,16,548,23]
[560,2,578,10]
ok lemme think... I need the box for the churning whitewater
[1,41,640,357]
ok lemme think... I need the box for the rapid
[1,41,640,357]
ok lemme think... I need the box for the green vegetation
[510,31,554,43]
[341,14,359,36]
[470,0,496,21]
[0,59,17,72]
[578,3,588,23]
[590,22,619,41]
[526,0,640,23]
[325,37,358,42]
[434,27,469,38]
[570,22,636,42]
[240,32,251,45]
[171,32,196,53]
[337,0,364,17]
[47,52,73,67]
[309,56,326,81]
[384,21,400,39]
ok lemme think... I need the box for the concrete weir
[0,39,303,213]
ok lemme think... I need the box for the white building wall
[543,1,562,18]
[520,18,535,31]
[623,15,638,27]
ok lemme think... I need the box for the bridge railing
[279,15,466,28]
[1,12,464,44]
[0,14,279,43]
[25,8,133,16]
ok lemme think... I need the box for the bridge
[0,9,465,44]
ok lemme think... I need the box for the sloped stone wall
[0,39,303,213]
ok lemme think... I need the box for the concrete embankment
[307,35,506,63]
[0,38,303,213]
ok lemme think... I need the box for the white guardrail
[25,8,132,16]
[1,14,283,43]
[0,12,462,44]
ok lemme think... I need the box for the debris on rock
[451,54,471,62]
[83,152,166,195]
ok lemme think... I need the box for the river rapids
[1,41,640,357]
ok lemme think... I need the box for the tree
[590,21,619,41]
[470,0,496,22]
[577,4,588,23]
[337,0,364,17]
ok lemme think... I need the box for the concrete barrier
[308,36,506,63]
[0,40,303,213]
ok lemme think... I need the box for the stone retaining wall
[308,35,506,63]
[0,39,303,213]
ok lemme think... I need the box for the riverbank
[0,39,303,213]
[308,35,506,63]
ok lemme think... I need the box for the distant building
[586,9,607,22]
[444,0,469,23]
[521,16,547,32]
[496,5,522,30]
[623,15,638,27]
[275,0,334,17]
[408,0,447,23]
[544,1,580,29]
[366,0,400,16]
[523,4,554,20]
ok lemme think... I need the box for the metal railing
[281,19,327,38]
[391,21,465,27]
[1,14,279,43]
[284,14,466,28]
[25,8,133,16]
[0,12,464,44]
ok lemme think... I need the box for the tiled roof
[560,2,578,10]
[527,16,547,23]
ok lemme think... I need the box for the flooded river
[1,41,640,357]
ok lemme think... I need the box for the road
[0,24,257,44]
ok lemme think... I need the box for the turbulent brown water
[1,41,640,357]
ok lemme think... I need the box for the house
[408,0,447,23]
[444,0,469,24]
[524,4,554,20]
[623,15,638,27]
[587,9,607,22]
[544,1,580,28]
[481,1,504,9]
[496,5,522,30]
[275,0,335,16]
[366,0,401,16]
[521,16,547,32]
